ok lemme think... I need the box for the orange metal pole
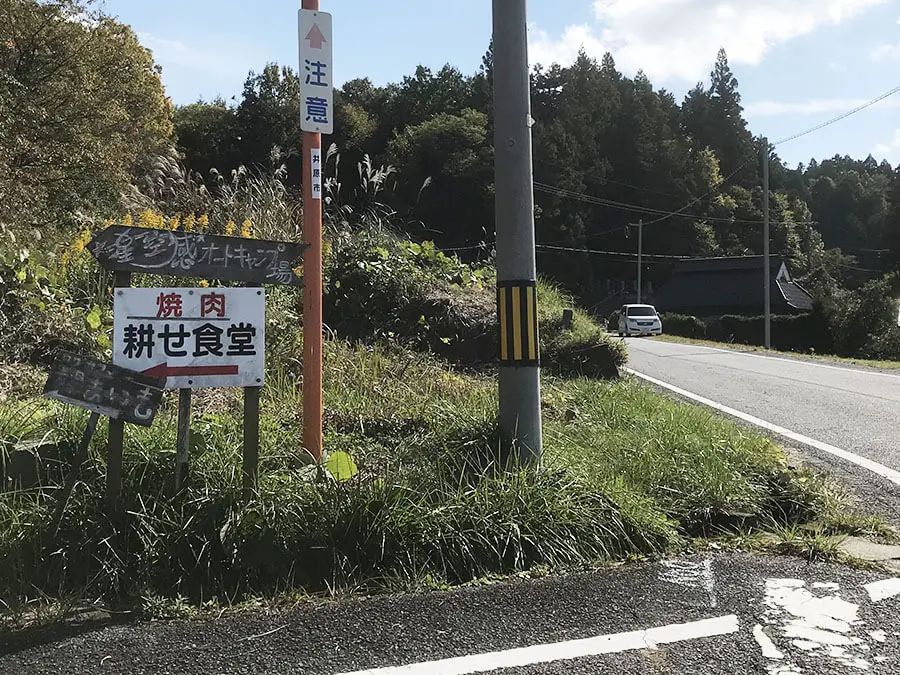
[301,0,323,462]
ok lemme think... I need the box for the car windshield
[627,306,657,317]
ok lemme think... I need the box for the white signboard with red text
[113,288,265,389]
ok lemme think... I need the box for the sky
[98,0,900,169]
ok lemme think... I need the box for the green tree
[387,109,493,248]
[0,0,174,227]
[173,99,237,179]
[681,49,757,189]
[233,64,303,182]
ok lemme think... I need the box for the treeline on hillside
[4,0,900,359]
[173,49,900,299]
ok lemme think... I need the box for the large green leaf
[325,451,359,482]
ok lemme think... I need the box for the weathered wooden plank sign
[43,351,165,426]
[87,226,307,286]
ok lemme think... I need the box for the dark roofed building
[651,256,813,318]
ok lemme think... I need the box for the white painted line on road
[626,368,900,488]
[650,340,900,380]
[864,578,900,603]
[753,624,784,660]
[335,615,740,675]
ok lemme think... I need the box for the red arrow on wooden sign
[306,23,326,49]
[142,363,239,379]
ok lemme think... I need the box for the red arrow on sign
[142,363,239,379]
[306,24,326,49]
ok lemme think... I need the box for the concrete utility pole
[492,0,542,463]
[762,138,771,349]
[630,219,643,304]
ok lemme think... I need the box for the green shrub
[660,313,707,339]
[860,326,900,360]
[324,229,625,377]
[828,273,900,360]
[706,309,833,354]
[0,230,107,365]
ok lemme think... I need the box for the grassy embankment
[0,225,888,627]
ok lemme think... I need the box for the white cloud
[871,42,900,60]
[746,97,900,116]
[138,32,255,81]
[875,129,900,163]
[528,0,885,82]
[529,23,606,70]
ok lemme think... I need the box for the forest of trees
[4,0,900,344]
[171,47,900,306]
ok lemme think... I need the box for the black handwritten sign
[44,351,165,426]
[87,226,307,286]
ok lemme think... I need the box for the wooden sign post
[299,2,332,463]
[112,286,266,490]
[44,351,165,514]
[88,225,306,497]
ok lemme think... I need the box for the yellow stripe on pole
[499,286,509,361]
[526,285,537,361]
[512,286,523,360]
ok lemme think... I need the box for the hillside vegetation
[0,0,891,623]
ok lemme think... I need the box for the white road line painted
[753,624,785,660]
[761,578,870,671]
[335,615,740,675]
[626,368,900,488]
[645,340,900,380]
[864,578,900,603]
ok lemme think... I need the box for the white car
[618,304,663,337]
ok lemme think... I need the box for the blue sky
[100,0,900,169]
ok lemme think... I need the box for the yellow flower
[198,279,210,288]
[322,239,332,259]
[60,251,71,270]
[240,219,253,239]
[121,213,133,227]
[102,218,114,230]
[183,213,196,232]
[225,220,237,236]
[198,214,209,233]
[169,216,180,231]
[138,210,155,229]
[69,228,91,255]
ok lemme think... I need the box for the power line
[535,244,693,261]
[536,160,689,201]
[640,156,758,226]
[533,179,815,228]
[441,242,493,252]
[773,85,900,146]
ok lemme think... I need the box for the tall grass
[0,340,857,608]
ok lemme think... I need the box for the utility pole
[492,0,542,463]
[634,220,643,304]
[762,138,771,349]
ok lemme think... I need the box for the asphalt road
[3,554,899,674]
[624,337,900,522]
